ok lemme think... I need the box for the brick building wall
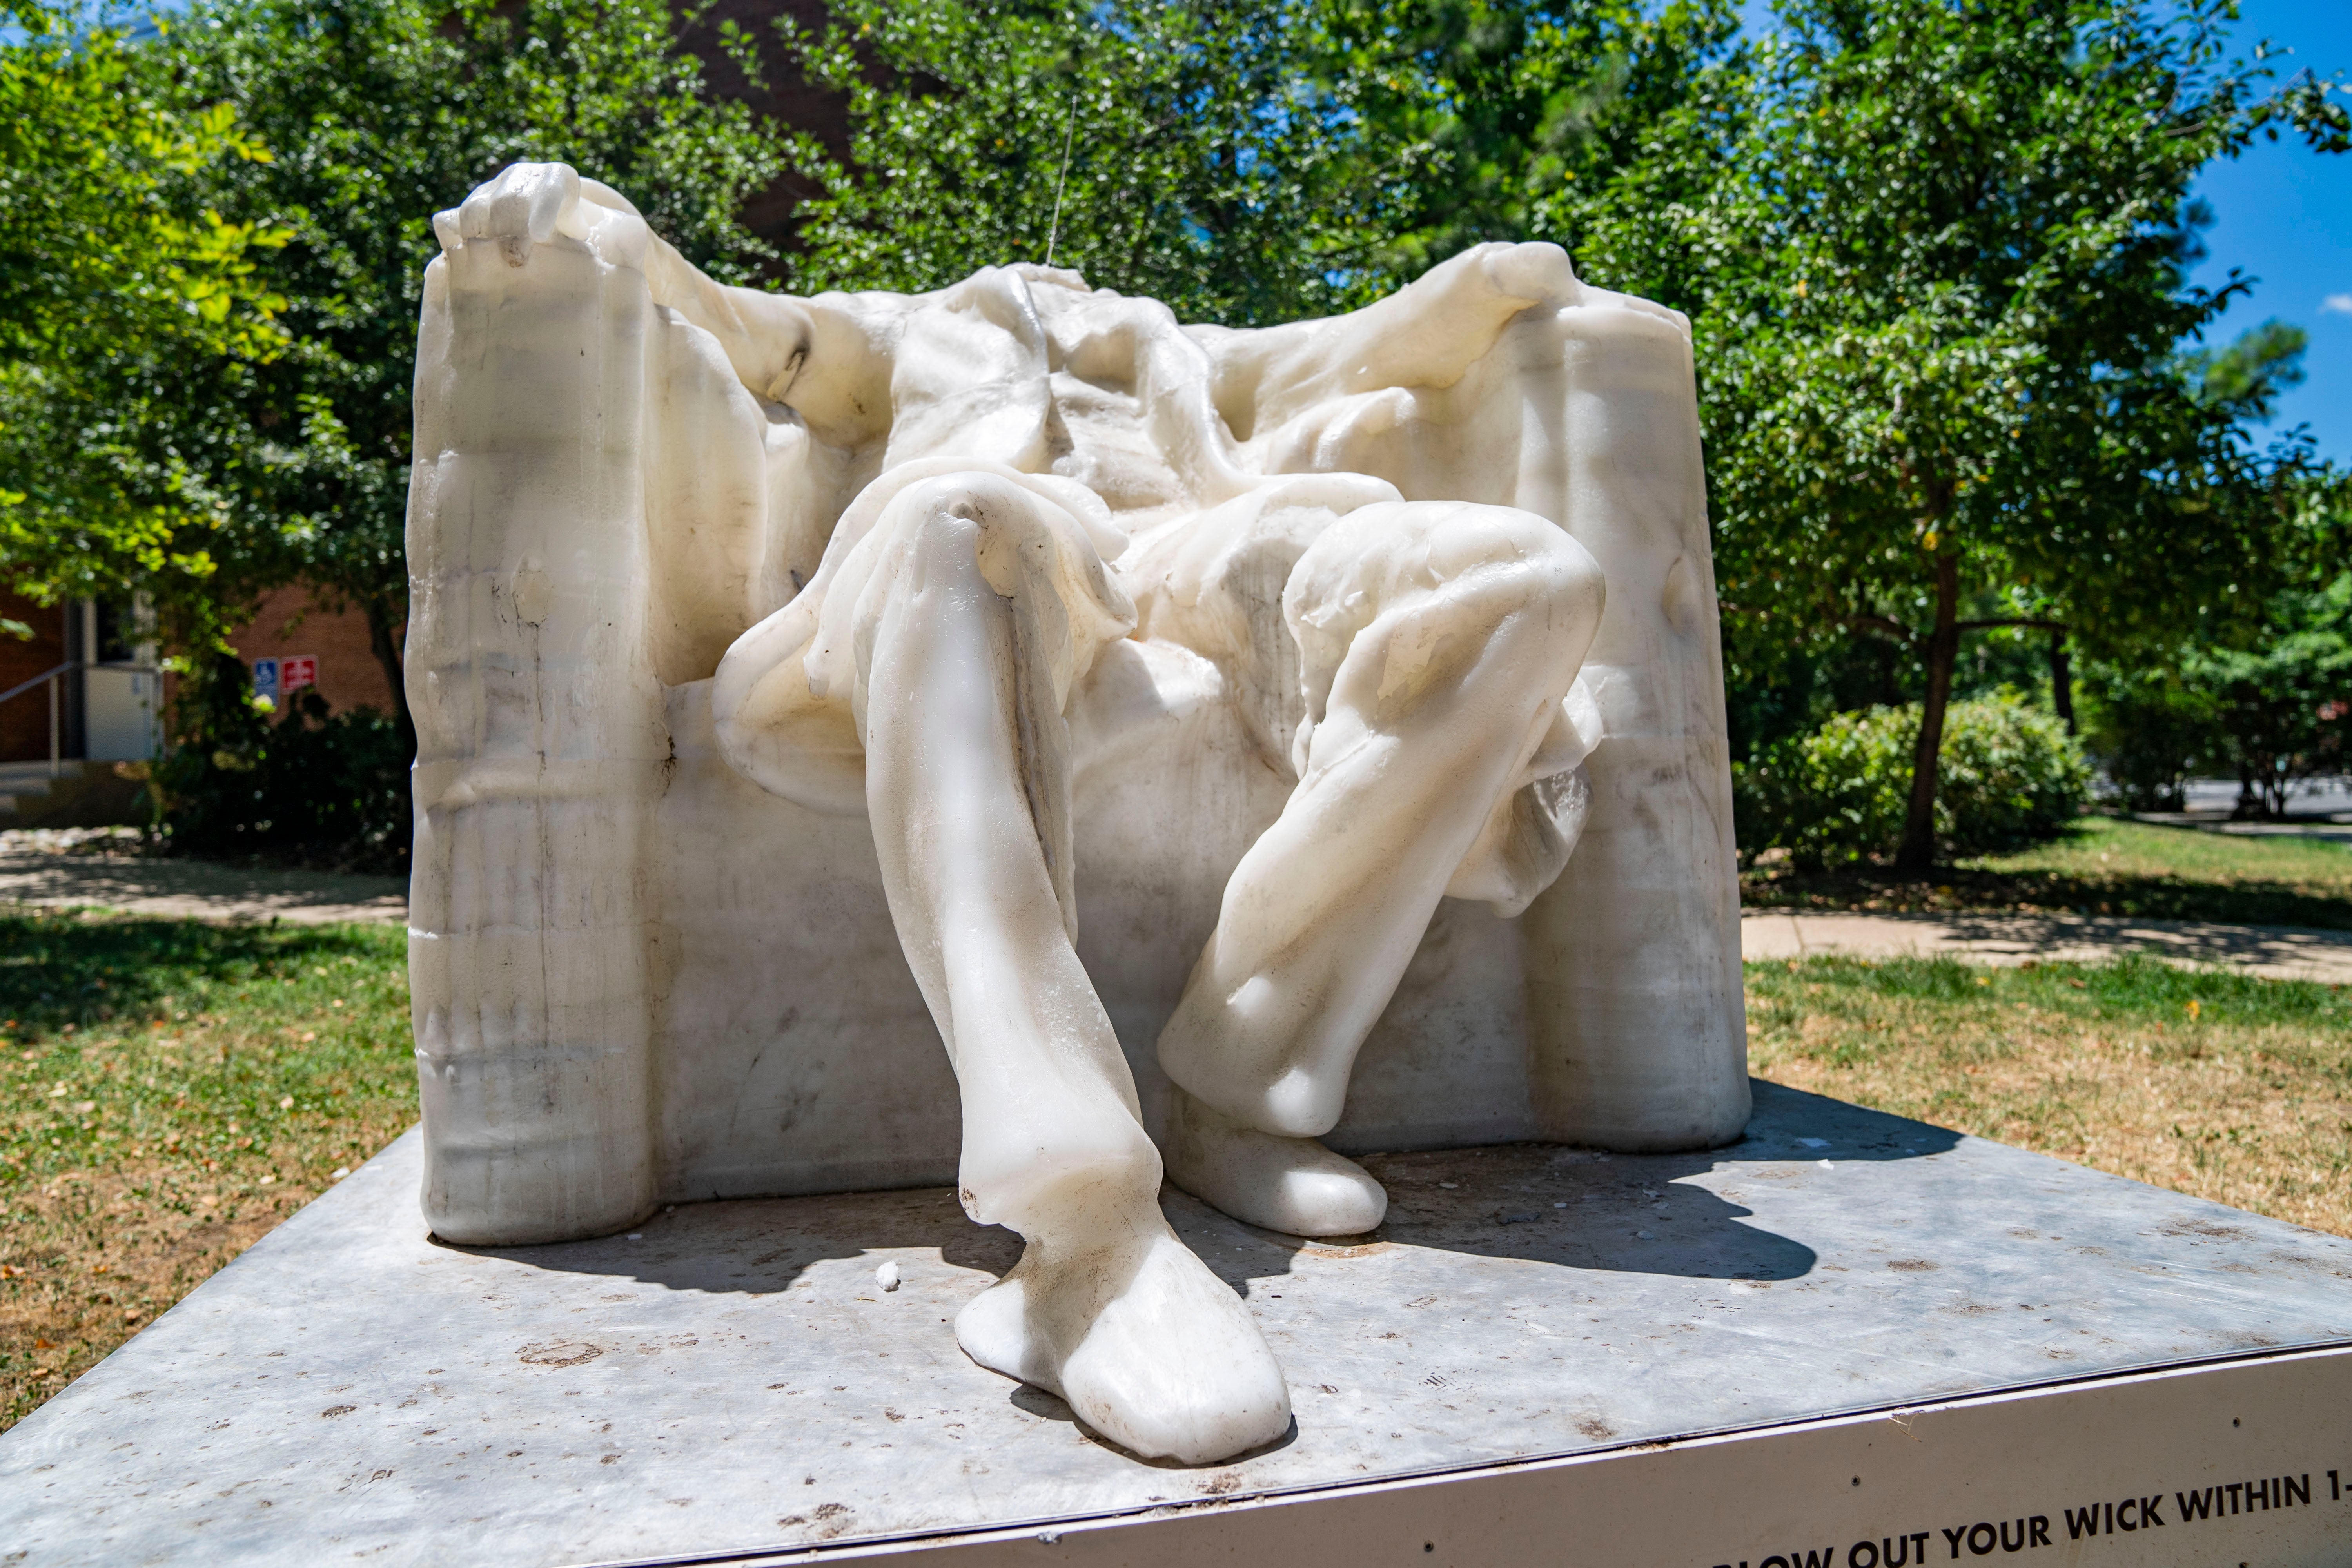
[225,585,400,718]
[0,593,72,764]
[1,586,398,764]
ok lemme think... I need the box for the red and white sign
[280,655,318,693]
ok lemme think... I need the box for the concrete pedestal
[2,1082,2347,1566]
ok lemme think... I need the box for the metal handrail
[0,661,75,708]
[0,659,163,779]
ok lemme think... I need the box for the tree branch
[1954,618,2071,633]
[1839,612,1921,644]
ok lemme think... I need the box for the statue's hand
[428,162,579,267]
[1475,241,1579,312]
[432,162,653,270]
[1221,240,1586,437]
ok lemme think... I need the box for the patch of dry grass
[1747,954,2352,1236]
[0,910,415,1431]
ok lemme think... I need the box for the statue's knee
[884,471,1057,603]
[1421,506,1604,651]
[1512,519,1606,644]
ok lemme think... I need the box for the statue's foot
[954,1211,1291,1464]
[1163,1087,1387,1238]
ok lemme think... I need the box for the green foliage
[1682,0,2342,652]
[2185,317,2309,418]
[0,0,786,721]
[0,0,292,623]
[148,658,409,872]
[0,0,289,368]
[2190,574,2352,817]
[2078,664,2221,812]
[784,0,1363,320]
[1290,0,1739,281]
[780,0,1737,321]
[1737,695,2090,868]
[1584,0,2346,865]
[2085,569,2352,817]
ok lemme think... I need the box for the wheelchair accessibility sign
[250,655,316,703]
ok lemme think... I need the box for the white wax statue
[408,163,1749,1465]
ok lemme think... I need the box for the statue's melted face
[1040,368,1193,523]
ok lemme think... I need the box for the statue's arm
[1192,242,1587,439]
[437,162,885,434]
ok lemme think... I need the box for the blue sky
[2189,0,2351,463]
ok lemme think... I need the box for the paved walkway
[2131,812,2352,845]
[2134,778,2352,843]
[0,828,406,926]
[1742,909,2352,984]
[9,826,2351,979]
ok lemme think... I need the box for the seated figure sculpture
[407,163,1749,1466]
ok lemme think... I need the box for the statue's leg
[856,472,1290,1465]
[1157,500,1604,1236]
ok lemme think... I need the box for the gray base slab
[4,1082,2350,1566]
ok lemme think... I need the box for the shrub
[150,657,408,873]
[1736,695,2090,869]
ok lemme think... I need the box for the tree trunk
[2232,771,2260,820]
[362,595,414,759]
[2047,630,2074,736]
[1896,553,1960,872]
[1875,636,1902,708]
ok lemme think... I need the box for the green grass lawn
[7,877,2352,1437]
[1748,954,2352,1238]
[1743,815,2352,928]
[0,910,416,1430]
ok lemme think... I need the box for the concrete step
[0,763,68,815]
[0,761,149,827]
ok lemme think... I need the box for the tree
[2081,474,2352,819]
[1,0,788,735]
[2192,568,2352,816]
[1576,0,2348,868]
[0,0,289,637]
[0,2,287,367]
[780,0,1380,321]
[779,0,1739,322]
[1308,0,1740,279]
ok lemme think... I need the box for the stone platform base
[2,1083,2348,1566]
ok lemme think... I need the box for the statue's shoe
[954,1215,1291,1465]
[1161,1087,1388,1238]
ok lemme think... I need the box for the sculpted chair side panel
[1514,303,1749,1151]
[649,684,965,1200]
[407,240,668,1245]
[1250,292,1748,1152]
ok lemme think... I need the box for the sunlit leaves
[0,3,290,367]
[0,0,785,723]
[1654,0,2345,673]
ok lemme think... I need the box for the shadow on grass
[1743,822,2352,931]
[0,910,401,1039]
